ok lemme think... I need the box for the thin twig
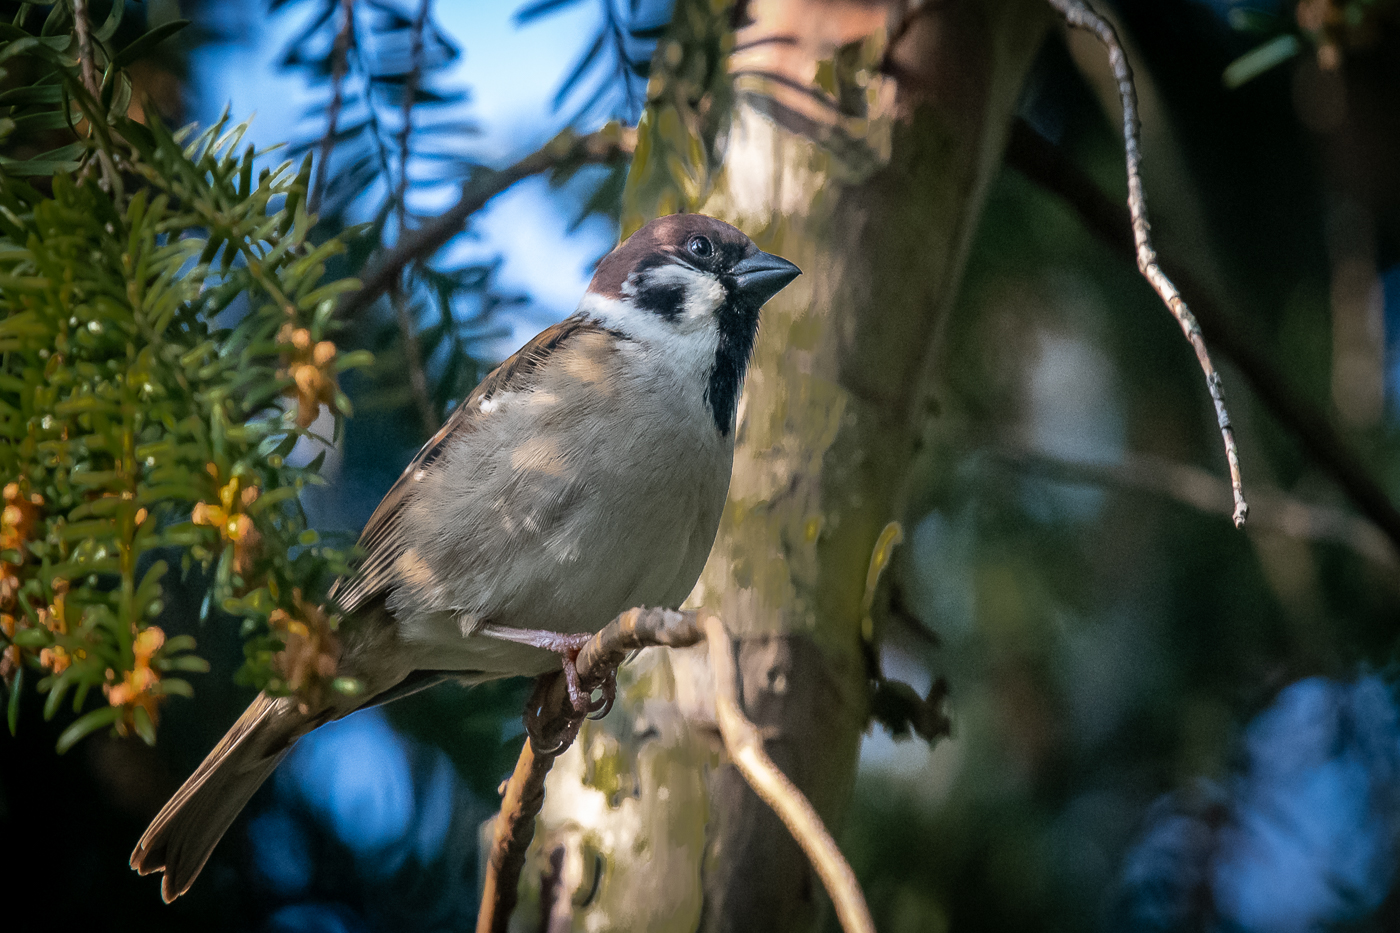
[337,125,636,320]
[702,615,877,933]
[390,288,438,434]
[392,0,436,433]
[1004,118,1400,557]
[71,0,118,193]
[311,0,356,215]
[72,0,100,98]
[986,442,1398,569]
[397,0,431,227]
[1046,0,1248,527]
[380,0,437,433]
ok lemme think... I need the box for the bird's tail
[130,692,321,903]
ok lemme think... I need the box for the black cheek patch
[636,281,687,320]
[704,292,761,436]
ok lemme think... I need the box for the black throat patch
[705,291,761,436]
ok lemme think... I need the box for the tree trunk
[508,2,1048,930]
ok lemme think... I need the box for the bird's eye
[686,235,713,259]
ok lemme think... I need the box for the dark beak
[731,250,801,306]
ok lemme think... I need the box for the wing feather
[327,314,605,615]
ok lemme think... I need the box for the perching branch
[1003,118,1400,558]
[474,607,876,933]
[1045,0,1248,528]
[475,607,704,933]
[475,710,554,933]
[336,125,637,321]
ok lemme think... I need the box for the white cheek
[577,292,720,389]
[641,263,727,320]
[683,275,726,320]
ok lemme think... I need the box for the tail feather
[130,693,314,903]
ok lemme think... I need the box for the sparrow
[129,213,801,902]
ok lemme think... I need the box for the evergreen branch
[337,124,637,321]
[1047,0,1249,528]
[0,66,366,744]
[381,1,436,431]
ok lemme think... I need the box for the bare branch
[72,0,100,98]
[71,0,121,197]
[987,443,1398,569]
[1004,118,1400,557]
[703,615,878,933]
[390,289,438,434]
[397,0,431,228]
[1046,0,1248,528]
[337,125,637,321]
[311,0,356,215]
[475,607,703,933]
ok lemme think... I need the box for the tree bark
[505,2,1048,930]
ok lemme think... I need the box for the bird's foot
[587,668,617,720]
[478,624,595,714]
[523,675,580,756]
[481,625,621,754]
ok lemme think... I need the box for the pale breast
[386,330,732,674]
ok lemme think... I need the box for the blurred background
[5,0,1400,931]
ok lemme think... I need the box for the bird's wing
[327,313,604,616]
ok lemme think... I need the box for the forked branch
[474,608,875,933]
[1046,0,1249,527]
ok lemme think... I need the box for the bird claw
[586,668,616,720]
[525,710,578,757]
[561,646,591,716]
[552,649,618,733]
[524,673,579,756]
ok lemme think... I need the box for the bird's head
[581,213,801,434]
